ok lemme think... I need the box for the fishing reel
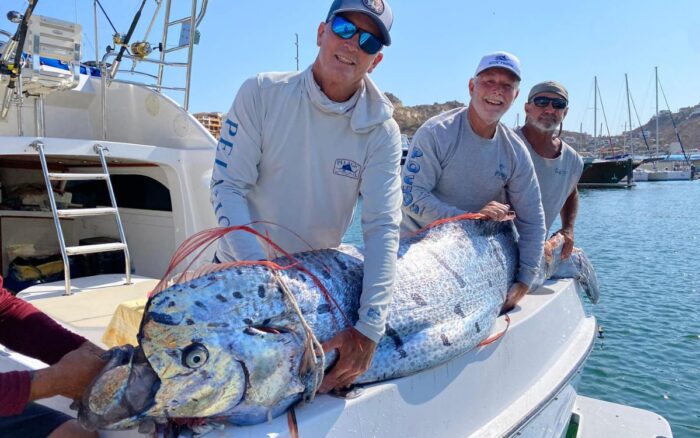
[111,33,162,59]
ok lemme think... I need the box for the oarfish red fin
[150,225,298,297]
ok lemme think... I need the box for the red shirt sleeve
[0,276,87,416]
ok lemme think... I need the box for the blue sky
[3,0,699,136]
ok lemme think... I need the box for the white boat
[632,168,650,181]
[647,168,692,181]
[0,2,672,437]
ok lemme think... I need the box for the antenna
[295,33,299,71]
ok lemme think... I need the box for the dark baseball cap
[528,81,568,102]
[326,0,393,46]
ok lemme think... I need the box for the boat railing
[101,51,189,92]
[101,0,207,111]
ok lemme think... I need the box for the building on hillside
[193,112,223,139]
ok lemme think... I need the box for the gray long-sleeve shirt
[401,107,546,286]
[210,67,402,343]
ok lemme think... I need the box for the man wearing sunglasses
[211,0,401,393]
[401,51,545,314]
[517,81,583,262]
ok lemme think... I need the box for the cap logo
[362,0,385,14]
[495,55,509,61]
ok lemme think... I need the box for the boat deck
[573,396,673,438]
[18,274,159,347]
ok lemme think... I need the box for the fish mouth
[78,344,161,430]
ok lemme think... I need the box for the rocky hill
[386,93,463,137]
[630,104,700,152]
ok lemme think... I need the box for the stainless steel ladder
[155,0,207,110]
[32,141,132,295]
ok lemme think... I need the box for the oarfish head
[79,265,309,429]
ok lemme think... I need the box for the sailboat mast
[625,73,634,157]
[655,66,659,157]
[594,76,598,155]
[579,122,583,153]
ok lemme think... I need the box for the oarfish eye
[182,343,209,369]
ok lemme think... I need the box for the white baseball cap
[474,51,521,80]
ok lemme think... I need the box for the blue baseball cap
[326,0,393,46]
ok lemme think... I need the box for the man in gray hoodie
[401,52,546,313]
[211,0,401,392]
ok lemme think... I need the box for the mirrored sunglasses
[330,15,383,55]
[532,96,568,109]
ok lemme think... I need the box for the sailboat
[643,67,695,181]
[577,77,644,188]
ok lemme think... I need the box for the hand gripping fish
[78,214,599,431]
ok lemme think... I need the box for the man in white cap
[517,81,583,260]
[401,51,545,313]
[211,0,401,392]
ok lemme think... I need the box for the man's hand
[543,238,555,264]
[30,342,106,401]
[319,328,377,393]
[501,282,529,314]
[479,201,515,222]
[552,228,574,260]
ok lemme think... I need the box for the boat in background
[400,133,410,165]
[578,156,643,188]
[577,77,642,188]
[638,68,697,182]
[0,2,672,436]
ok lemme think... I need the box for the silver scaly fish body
[79,218,595,430]
[537,233,601,304]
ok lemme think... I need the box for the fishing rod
[0,0,39,119]
[108,0,148,79]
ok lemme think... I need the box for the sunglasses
[330,15,383,55]
[531,96,568,109]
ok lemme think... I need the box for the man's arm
[210,77,267,262]
[29,343,105,402]
[505,140,546,289]
[553,187,579,259]
[501,146,545,312]
[0,284,103,416]
[320,123,403,392]
[401,127,465,228]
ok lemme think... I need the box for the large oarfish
[78,215,596,430]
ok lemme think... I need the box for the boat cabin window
[67,175,172,211]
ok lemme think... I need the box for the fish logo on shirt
[494,164,508,181]
[555,168,568,176]
[334,159,362,179]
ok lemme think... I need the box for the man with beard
[210,0,401,392]
[517,81,583,261]
[401,51,545,313]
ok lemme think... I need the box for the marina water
[343,180,700,437]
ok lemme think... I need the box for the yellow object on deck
[102,297,148,347]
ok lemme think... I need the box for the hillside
[631,104,700,152]
[388,93,700,154]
